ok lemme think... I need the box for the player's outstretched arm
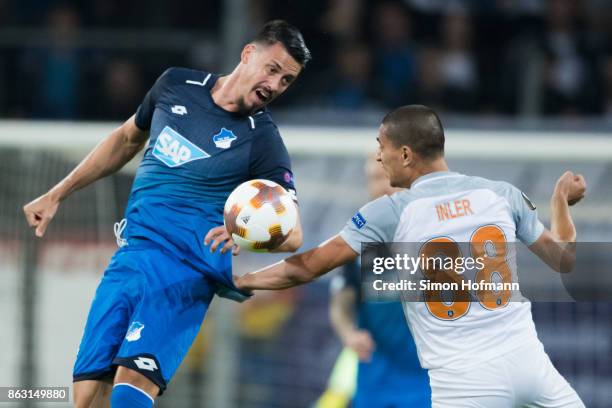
[529,171,586,273]
[235,235,358,291]
[23,115,148,237]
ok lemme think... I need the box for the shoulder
[248,115,291,168]
[460,175,531,213]
[341,194,401,246]
[459,174,518,197]
[155,66,213,88]
[387,189,420,213]
[250,115,286,150]
[249,110,279,134]
[359,194,401,224]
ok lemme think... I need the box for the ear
[241,43,257,64]
[401,146,413,167]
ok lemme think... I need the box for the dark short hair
[252,20,311,67]
[381,105,445,160]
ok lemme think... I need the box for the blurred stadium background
[1,0,611,407]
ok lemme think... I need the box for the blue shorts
[72,242,215,393]
[354,361,431,408]
[354,382,431,408]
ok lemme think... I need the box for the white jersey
[340,171,546,371]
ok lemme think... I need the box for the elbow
[559,242,577,273]
[551,228,576,245]
[558,250,576,274]
[549,243,577,273]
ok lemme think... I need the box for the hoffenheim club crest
[125,321,145,342]
[213,127,237,149]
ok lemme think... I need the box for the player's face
[240,42,301,113]
[376,126,410,188]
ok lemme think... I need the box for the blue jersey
[125,67,296,287]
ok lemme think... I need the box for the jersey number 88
[419,225,512,321]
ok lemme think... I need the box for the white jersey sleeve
[339,195,400,253]
[505,185,545,245]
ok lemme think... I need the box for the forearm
[329,291,358,342]
[550,190,576,242]
[236,235,358,292]
[239,251,321,291]
[49,118,147,201]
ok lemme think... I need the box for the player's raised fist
[23,193,59,237]
[554,171,586,206]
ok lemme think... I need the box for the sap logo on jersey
[125,321,145,342]
[153,126,210,167]
[213,127,237,149]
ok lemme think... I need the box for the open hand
[204,225,240,255]
[23,193,59,237]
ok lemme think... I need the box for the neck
[210,68,242,113]
[407,158,449,187]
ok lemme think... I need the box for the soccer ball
[224,179,297,252]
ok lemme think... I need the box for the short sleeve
[508,186,545,245]
[339,195,399,254]
[134,68,174,131]
[249,125,296,199]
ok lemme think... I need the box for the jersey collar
[411,171,461,189]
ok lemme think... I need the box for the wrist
[551,188,568,203]
[47,186,65,203]
[339,327,358,345]
[235,275,253,293]
[51,174,80,202]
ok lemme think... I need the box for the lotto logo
[134,357,158,372]
[171,105,187,115]
[153,126,210,167]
